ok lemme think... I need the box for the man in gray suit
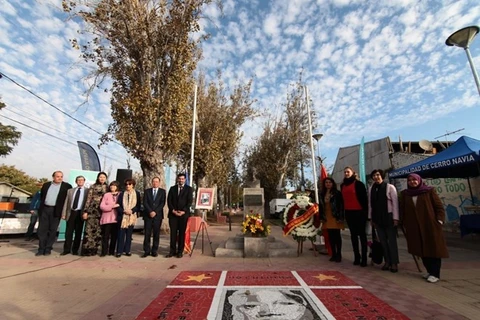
[60,176,88,255]
[37,171,72,256]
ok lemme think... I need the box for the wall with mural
[394,177,480,233]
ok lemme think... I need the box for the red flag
[323,229,333,256]
[184,223,191,254]
[320,164,328,182]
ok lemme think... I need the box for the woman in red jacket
[341,166,368,267]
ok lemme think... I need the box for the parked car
[269,199,292,219]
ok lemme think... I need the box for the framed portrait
[195,188,215,210]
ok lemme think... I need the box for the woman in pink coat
[99,181,120,257]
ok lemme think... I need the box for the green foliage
[0,165,42,195]
[178,72,256,188]
[0,100,21,157]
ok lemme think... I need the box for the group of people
[318,166,448,283]
[32,171,193,259]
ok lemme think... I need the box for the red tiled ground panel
[224,271,299,286]
[137,271,408,320]
[313,289,410,320]
[169,271,222,286]
[136,288,215,320]
[297,270,359,286]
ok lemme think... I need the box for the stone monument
[243,188,264,218]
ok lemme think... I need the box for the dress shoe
[35,251,44,256]
[141,253,149,258]
[329,256,336,262]
[166,253,174,258]
[72,252,78,256]
[115,254,122,258]
[360,261,367,267]
[335,256,342,263]
[44,251,51,256]
[125,253,132,257]
[151,252,158,257]
[100,253,106,257]
[381,264,390,271]
[176,253,183,258]
[60,252,70,256]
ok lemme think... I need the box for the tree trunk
[277,149,291,193]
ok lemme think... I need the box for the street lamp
[312,133,323,172]
[446,25,480,96]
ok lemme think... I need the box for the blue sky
[1,0,480,183]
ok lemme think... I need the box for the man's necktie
[153,189,157,200]
[72,188,81,210]
[179,185,183,195]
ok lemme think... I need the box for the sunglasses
[125,183,133,186]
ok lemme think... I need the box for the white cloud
[1,0,480,179]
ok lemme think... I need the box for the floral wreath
[282,195,320,242]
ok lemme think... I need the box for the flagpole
[304,86,318,203]
[189,84,197,186]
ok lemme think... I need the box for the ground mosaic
[136,270,408,320]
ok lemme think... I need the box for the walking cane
[400,224,422,272]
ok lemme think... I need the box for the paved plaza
[0,221,479,320]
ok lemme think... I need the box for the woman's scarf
[371,182,392,228]
[342,175,356,186]
[121,190,137,228]
[404,173,433,196]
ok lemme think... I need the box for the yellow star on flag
[182,274,212,283]
[313,274,338,281]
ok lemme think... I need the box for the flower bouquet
[242,212,271,237]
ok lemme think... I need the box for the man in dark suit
[167,173,193,258]
[37,171,72,256]
[60,175,88,256]
[142,177,166,258]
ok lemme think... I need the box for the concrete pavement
[0,220,479,320]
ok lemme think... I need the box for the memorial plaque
[243,194,263,206]
[243,188,265,217]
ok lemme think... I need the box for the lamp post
[312,133,323,199]
[312,133,323,170]
[446,25,480,96]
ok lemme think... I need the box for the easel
[190,210,214,257]
[297,240,317,257]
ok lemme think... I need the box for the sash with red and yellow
[283,203,319,236]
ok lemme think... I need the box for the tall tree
[63,0,214,188]
[0,99,22,157]
[178,73,255,189]
[242,76,313,202]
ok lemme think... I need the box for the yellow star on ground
[182,274,212,283]
[313,274,338,281]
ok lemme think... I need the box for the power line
[4,105,130,162]
[0,114,128,167]
[3,108,78,141]
[0,70,123,147]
